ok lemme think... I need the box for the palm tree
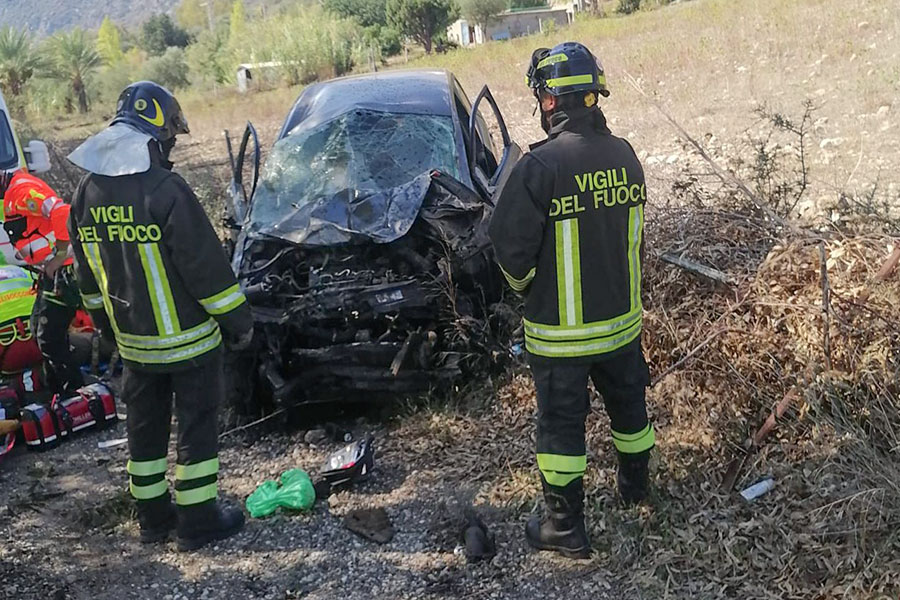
[45,29,102,113]
[0,26,43,96]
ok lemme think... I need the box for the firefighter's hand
[43,254,68,278]
[226,328,254,352]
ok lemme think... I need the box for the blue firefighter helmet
[526,42,610,98]
[112,81,190,142]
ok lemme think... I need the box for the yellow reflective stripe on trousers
[628,204,643,311]
[130,479,169,500]
[537,453,586,488]
[612,424,656,454]
[537,453,586,473]
[555,218,583,327]
[117,328,222,365]
[199,284,246,315]
[175,483,218,506]
[137,243,181,336]
[127,457,168,476]
[499,264,535,292]
[175,458,219,481]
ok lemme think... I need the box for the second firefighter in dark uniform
[490,42,655,558]
[67,81,253,551]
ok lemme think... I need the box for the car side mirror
[24,140,51,174]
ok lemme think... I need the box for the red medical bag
[22,383,117,451]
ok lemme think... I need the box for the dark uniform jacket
[68,149,251,372]
[489,106,646,362]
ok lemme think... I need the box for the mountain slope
[0,0,181,35]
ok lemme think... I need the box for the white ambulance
[0,88,51,266]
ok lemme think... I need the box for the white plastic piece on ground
[67,123,153,177]
[97,438,128,449]
[739,477,775,501]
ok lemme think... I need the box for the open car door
[467,86,522,204]
[223,122,260,257]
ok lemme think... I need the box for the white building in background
[447,4,574,47]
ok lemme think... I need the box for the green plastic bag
[246,469,316,518]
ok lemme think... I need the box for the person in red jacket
[1,170,84,394]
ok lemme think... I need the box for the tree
[386,0,455,54]
[141,14,192,56]
[97,16,125,65]
[45,29,102,113]
[142,47,191,90]
[509,0,547,7]
[459,0,507,33]
[324,0,388,27]
[0,26,42,96]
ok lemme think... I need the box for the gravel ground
[0,384,630,600]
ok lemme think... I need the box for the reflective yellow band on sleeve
[199,284,247,315]
[499,264,536,292]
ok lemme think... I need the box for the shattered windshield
[246,109,461,245]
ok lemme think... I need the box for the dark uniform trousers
[33,265,85,394]
[124,350,223,511]
[531,345,653,490]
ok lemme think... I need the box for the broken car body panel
[224,70,521,408]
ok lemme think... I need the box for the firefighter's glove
[226,328,254,352]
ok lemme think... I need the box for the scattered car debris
[317,436,375,498]
[739,477,776,501]
[461,508,495,561]
[97,438,128,449]
[245,468,316,518]
[344,507,394,544]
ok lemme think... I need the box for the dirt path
[0,386,628,600]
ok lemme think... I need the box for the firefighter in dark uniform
[67,81,253,551]
[489,43,655,558]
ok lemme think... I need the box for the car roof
[278,69,456,139]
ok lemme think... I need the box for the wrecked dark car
[223,70,522,412]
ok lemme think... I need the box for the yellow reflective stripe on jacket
[628,205,643,311]
[199,283,246,316]
[117,327,222,365]
[499,264,535,292]
[526,318,641,358]
[137,243,181,335]
[524,305,641,341]
[116,318,218,350]
[555,218,583,327]
[82,242,121,334]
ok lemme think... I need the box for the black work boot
[617,450,650,507]
[525,478,591,559]
[136,495,176,544]
[176,501,245,552]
